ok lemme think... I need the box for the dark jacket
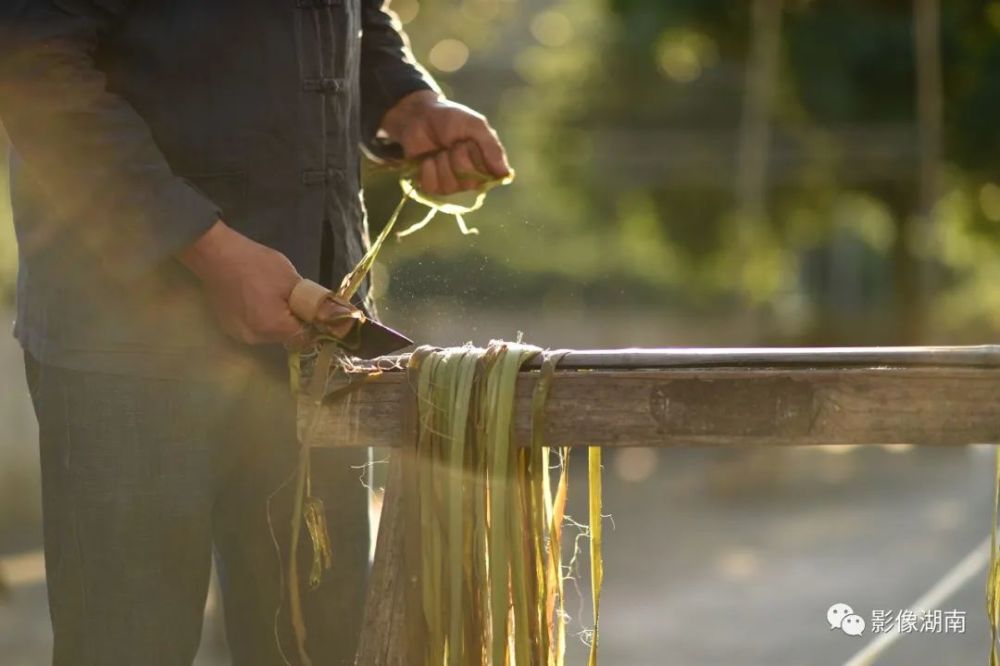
[0,0,433,376]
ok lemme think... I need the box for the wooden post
[354,453,411,666]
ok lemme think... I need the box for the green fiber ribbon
[337,167,514,301]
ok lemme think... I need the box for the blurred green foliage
[360,0,1000,343]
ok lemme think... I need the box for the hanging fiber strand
[988,447,1000,665]
[404,343,603,666]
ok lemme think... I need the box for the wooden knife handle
[289,279,361,341]
[288,279,332,323]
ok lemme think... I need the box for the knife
[288,278,413,358]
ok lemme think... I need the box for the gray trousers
[24,354,370,666]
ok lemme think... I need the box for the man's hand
[380,90,511,195]
[178,221,303,345]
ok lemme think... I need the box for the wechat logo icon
[828,603,866,637]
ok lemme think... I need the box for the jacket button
[301,168,344,185]
[302,77,345,94]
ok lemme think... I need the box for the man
[0,1,510,664]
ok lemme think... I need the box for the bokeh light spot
[614,448,658,483]
[657,44,700,82]
[655,29,718,83]
[979,183,1000,222]
[461,0,501,23]
[392,0,420,25]
[429,38,470,73]
[530,10,574,48]
[716,548,761,581]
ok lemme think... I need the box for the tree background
[353,0,1000,348]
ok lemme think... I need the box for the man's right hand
[178,221,303,345]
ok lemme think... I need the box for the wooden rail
[298,346,1000,449]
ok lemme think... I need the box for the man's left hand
[380,90,511,195]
